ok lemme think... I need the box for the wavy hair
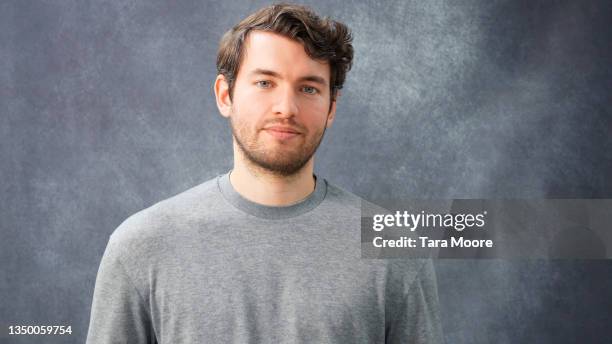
[216,3,354,102]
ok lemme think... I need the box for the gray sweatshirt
[86,172,443,343]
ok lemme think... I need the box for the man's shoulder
[108,175,222,246]
[321,180,361,210]
[323,179,386,214]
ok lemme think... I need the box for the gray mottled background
[2,0,611,343]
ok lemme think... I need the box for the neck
[229,146,316,207]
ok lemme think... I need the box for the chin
[253,155,312,176]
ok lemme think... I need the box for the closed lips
[264,126,301,134]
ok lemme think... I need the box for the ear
[326,90,340,128]
[214,74,232,118]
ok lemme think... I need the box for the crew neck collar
[217,171,327,219]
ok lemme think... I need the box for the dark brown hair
[216,3,353,102]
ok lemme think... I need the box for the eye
[301,86,319,95]
[255,80,272,88]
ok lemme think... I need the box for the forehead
[239,30,330,81]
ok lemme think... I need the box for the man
[86,3,443,343]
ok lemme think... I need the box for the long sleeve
[386,260,444,344]
[86,235,156,344]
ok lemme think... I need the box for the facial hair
[229,111,328,177]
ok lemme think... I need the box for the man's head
[214,3,353,176]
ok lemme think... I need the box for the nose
[272,87,298,119]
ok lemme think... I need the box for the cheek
[232,111,256,129]
[232,91,270,122]
[301,102,330,124]
[298,94,330,112]
[300,116,328,137]
[231,106,266,134]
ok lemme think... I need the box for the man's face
[218,31,336,176]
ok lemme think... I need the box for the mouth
[262,126,301,140]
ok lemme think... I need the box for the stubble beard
[229,112,327,177]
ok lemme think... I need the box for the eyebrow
[248,68,328,86]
